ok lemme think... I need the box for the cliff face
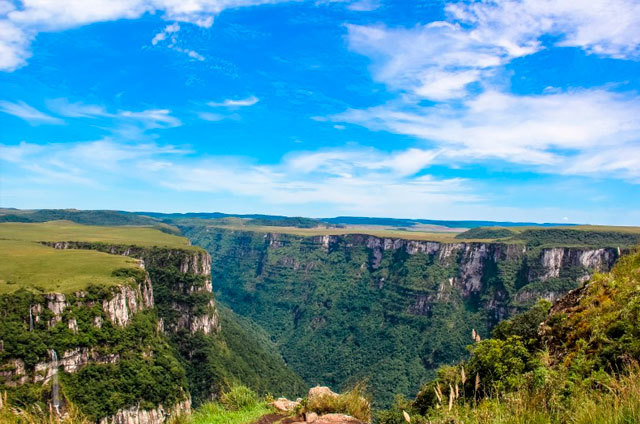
[0,242,220,423]
[183,227,623,406]
[43,241,219,335]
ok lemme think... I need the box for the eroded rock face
[0,359,28,387]
[45,293,67,325]
[98,399,191,424]
[42,241,218,335]
[533,247,618,283]
[33,348,120,383]
[102,275,154,327]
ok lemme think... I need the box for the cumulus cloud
[347,0,640,101]
[447,0,640,60]
[338,1,640,184]
[0,0,293,71]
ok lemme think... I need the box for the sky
[0,0,639,225]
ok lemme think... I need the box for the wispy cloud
[46,98,109,118]
[208,96,260,107]
[0,139,475,213]
[337,1,640,184]
[0,0,294,71]
[333,89,640,181]
[0,100,63,124]
[346,1,640,101]
[150,22,205,61]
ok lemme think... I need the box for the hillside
[379,248,640,424]
[181,224,636,406]
[0,221,304,422]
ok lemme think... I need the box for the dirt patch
[251,414,303,424]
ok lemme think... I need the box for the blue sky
[1,0,639,224]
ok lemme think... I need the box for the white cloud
[447,0,640,60]
[198,112,226,121]
[0,0,293,71]
[0,100,63,124]
[150,22,205,61]
[208,95,259,107]
[317,0,381,12]
[346,22,504,100]
[46,98,109,118]
[339,1,640,183]
[334,89,640,180]
[118,108,182,128]
[152,22,180,45]
[347,1,640,101]
[0,139,475,212]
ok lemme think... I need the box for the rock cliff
[1,241,219,423]
[183,226,626,406]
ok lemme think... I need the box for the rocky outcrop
[531,247,618,283]
[33,348,120,383]
[98,399,191,424]
[31,276,154,330]
[0,359,28,387]
[308,386,339,400]
[271,397,301,412]
[43,241,219,335]
[102,274,154,327]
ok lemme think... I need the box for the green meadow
[0,221,195,294]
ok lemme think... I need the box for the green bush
[304,383,371,422]
[220,386,258,411]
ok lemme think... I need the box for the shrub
[220,386,258,411]
[305,383,371,422]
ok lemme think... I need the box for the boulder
[271,397,300,412]
[305,412,318,423]
[308,386,339,400]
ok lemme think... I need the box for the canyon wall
[184,227,624,406]
[0,242,218,423]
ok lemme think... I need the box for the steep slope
[389,248,640,424]
[182,226,631,405]
[0,222,304,423]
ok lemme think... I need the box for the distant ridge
[322,216,575,228]
[1,208,577,229]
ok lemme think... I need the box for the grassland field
[197,221,640,243]
[0,221,197,294]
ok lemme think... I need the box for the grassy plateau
[0,221,195,294]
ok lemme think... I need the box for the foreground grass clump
[0,392,90,424]
[304,384,371,422]
[381,365,640,424]
[171,386,271,424]
[379,249,640,424]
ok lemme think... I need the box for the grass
[304,384,371,422]
[201,223,475,243]
[171,386,272,424]
[0,392,91,424]
[175,402,271,424]
[409,366,640,424]
[200,221,640,244]
[0,239,139,294]
[0,221,193,248]
[0,221,197,294]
